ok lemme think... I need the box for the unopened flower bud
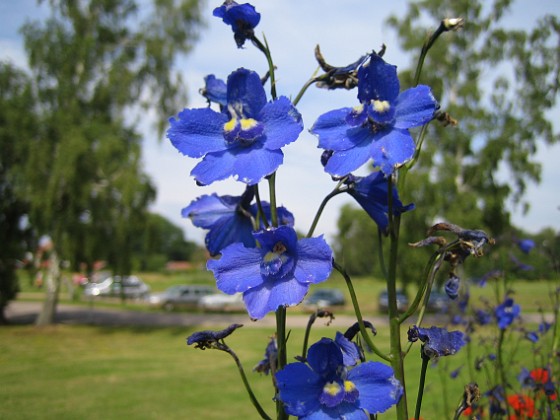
[443,18,464,31]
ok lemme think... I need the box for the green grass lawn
[0,318,551,419]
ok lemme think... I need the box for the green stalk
[413,352,430,420]
[267,173,278,227]
[386,176,408,419]
[275,306,288,420]
[334,261,390,362]
[224,347,272,420]
[496,328,510,418]
[251,34,277,100]
[306,184,345,238]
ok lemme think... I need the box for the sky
[1,0,559,246]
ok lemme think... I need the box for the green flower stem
[306,184,345,238]
[292,75,319,107]
[413,352,430,420]
[254,184,270,229]
[496,328,510,418]
[251,34,277,100]
[386,177,408,420]
[224,346,272,420]
[267,173,278,227]
[413,20,451,86]
[333,260,390,362]
[275,306,288,420]
[376,228,389,281]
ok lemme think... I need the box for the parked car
[426,290,450,313]
[148,285,215,311]
[83,275,150,299]
[378,290,409,313]
[302,288,346,310]
[198,292,245,312]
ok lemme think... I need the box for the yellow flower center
[323,381,342,396]
[344,380,357,393]
[372,99,391,113]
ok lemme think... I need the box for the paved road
[4,300,373,329]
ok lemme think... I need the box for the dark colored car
[303,288,346,309]
[378,290,409,313]
[426,290,450,313]
[148,285,215,311]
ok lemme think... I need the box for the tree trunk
[35,249,61,326]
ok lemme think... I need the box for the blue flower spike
[167,68,303,186]
[213,1,261,47]
[276,338,403,418]
[311,53,437,177]
[207,225,333,319]
[186,323,243,350]
[408,325,466,359]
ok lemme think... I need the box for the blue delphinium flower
[207,225,333,319]
[213,1,260,47]
[494,297,521,330]
[311,53,437,177]
[200,74,227,108]
[182,187,294,256]
[474,309,492,326]
[344,172,414,232]
[408,325,466,358]
[445,275,460,300]
[276,338,403,418]
[517,238,536,254]
[168,68,303,186]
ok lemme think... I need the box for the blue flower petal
[311,108,360,151]
[204,213,255,256]
[334,332,360,367]
[191,149,237,185]
[307,338,343,378]
[167,108,228,158]
[227,69,267,118]
[232,146,284,185]
[293,236,333,284]
[394,85,437,129]
[348,362,402,414]
[254,225,298,252]
[323,129,375,176]
[207,244,263,294]
[181,194,235,228]
[370,128,415,175]
[202,74,227,106]
[260,96,303,149]
[243,277,310,319]
[357,55,400,103]
[276,363,323,417]
[302,405,368,420]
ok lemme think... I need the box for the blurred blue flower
[168,68,303,186]
[253,336,277,375]
[444,275,460,300]
[200,74,227,108]
[517,238,536,254]
[495,297,521,330]
[525,331,539,343]
[276,338,402,418]
[186,323,243,349]
[207,225,333,319]
[213,1,260,47]
[345,172,414,232]
[408,325,466,358]
[182,188,294,256]
[474,309,492,326]
[311,53,437,176]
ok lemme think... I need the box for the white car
[198,293,245,312]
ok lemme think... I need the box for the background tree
[335,0,559,290]
[13,0,203,325]
[0,62,36,323]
